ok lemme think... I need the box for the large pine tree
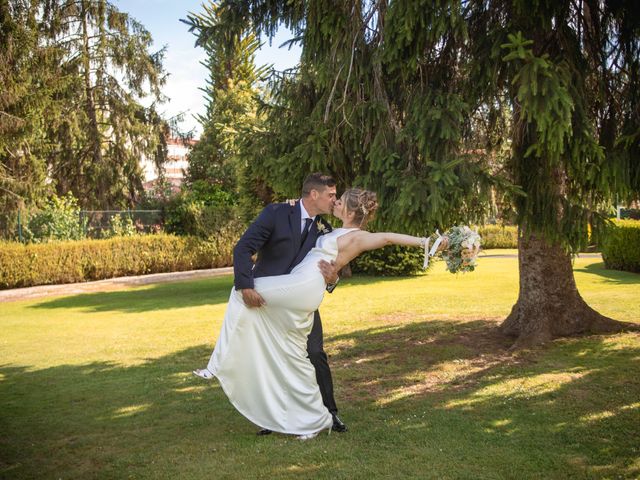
[43,0,168,208]
[200,0,639,347]
[0,0,54,214]
[1,0,169,212]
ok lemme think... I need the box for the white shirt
[299,199,314,233]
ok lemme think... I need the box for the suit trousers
[306,311,338,415]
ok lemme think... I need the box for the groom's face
[313,186,337,215]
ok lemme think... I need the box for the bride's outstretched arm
[356,232,424,251]
[336,231,434,268]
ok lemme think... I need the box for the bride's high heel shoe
[193,368,215,380]
[297,427,332,441]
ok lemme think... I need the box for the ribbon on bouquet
[423,230,445,269]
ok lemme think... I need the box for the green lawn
[1,251,639,479]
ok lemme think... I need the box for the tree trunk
[81,0,105,208]
[499,227,637,348]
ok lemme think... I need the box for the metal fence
[80,210,164,238]
[0,210,164,242]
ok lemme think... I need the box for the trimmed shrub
[601,219,640,273]
[23,193,87,243]
[351,245,423,276]
[620,208,640,220]
[477,225,518,249]
[0,233,240,289]
[105,213,137,238]
[164,184,240,238]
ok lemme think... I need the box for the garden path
[0,252,602,303]
[0,267,234,303]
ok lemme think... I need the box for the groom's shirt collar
[299,199,311,220]
[299,199,313,232]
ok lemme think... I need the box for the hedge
[601,219,640,273]
[0,233,238,290]
[351,244,424,276]
[477,225,518,249]
[0,224,522,288]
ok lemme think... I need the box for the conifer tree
[0,0,53,215]
[202,0,639,346]
[1,0,169,212]
[183,3,269,217]
[42,0,168,208]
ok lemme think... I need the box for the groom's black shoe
[331,414,347,433]
[257,429,272,436]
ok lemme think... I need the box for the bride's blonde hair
[341,188,378,228]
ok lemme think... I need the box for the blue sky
[114,0,301,137]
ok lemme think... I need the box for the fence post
[79,211,85,237]
[17,209,23,242]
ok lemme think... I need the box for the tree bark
[499,228,638,348]
[81,0,105,208]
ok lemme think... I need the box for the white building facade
[141,137,198,194]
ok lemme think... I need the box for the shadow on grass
[25,274,417,315]
[326,319,640,477]
[0,345,234,478]
[2,316,638,478]
[27,275,235,314]
[574,262,640,285]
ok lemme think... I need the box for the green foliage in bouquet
[601,220,640,273]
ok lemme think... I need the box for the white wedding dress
[204,227,358,435]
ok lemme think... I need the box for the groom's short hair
[301,173,336,196]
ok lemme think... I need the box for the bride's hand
[318,259,339,285]
[438,236,449,252]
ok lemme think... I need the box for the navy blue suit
[232,200,338,415]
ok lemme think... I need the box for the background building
[141,137,198,194]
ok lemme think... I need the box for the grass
[0,250,639,479]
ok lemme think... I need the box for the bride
[194,188,446,439]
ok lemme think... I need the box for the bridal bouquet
[424,226,482,273]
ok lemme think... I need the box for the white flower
[438,225,483,274]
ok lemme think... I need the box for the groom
[233,172,347,434]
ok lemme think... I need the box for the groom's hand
[241,288,265,308]
[318,260,339,285]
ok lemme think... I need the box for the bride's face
[333,196,353,223]
[333,198,344,220]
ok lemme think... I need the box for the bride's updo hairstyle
[341,188,378,228]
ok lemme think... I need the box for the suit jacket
[233,200,332,290]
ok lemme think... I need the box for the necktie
[300,218,313,245]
